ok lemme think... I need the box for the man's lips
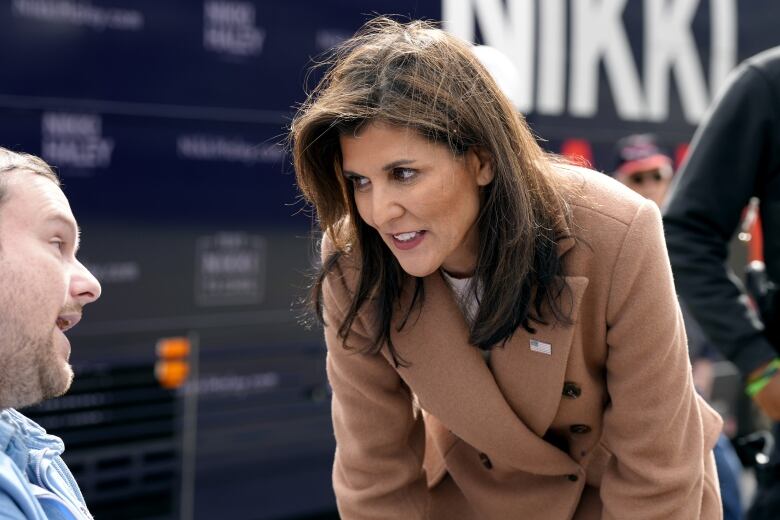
[56,313,82,333]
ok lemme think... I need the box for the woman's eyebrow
[381,159,415,171]
[343,159,416,177]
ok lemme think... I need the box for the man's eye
[50,240,65,252]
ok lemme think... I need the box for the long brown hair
[292,17,573,366]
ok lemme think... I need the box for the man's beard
[0,326,73,409]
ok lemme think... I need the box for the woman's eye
[393,168,416,182]
[50,240,65,253]
[349,175,370,191]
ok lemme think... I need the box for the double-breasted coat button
[478,452,493,469]
[562,382,581,399]
[567,474,579,482]
[570,424,592,434]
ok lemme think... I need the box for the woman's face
[340,122,493,278]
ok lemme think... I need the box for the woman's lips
[390,230,426,250]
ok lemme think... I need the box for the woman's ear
[468,146,495,186]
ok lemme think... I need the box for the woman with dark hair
[291,17,723,519]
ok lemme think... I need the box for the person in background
[611,134,673,207]
[663,46,780,520]
[292,17,722,519]
[0,147,101,519]
[614,133,744,520]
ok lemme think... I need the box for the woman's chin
[396,259,439,278]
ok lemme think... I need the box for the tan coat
[322,168,723,519]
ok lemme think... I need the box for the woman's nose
[370,187,405,228]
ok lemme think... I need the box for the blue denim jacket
[0,409,92,520]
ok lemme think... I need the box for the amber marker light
[155,336,191,389]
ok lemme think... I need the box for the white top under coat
[440,270,491,365]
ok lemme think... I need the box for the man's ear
[468,146,495,186]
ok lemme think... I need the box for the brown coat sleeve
[321,243,428,519]
[601,200,720,518]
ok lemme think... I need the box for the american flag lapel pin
[530,339,552,356]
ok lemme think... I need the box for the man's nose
[70,260,102,306]
[371,186,404,228]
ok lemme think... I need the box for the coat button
[567,474,579,482]
[570,424,592,434]
[562,382,581,399]
[478,452,493,469]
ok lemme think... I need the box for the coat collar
[557,234,576,258]
[386,268,588,477]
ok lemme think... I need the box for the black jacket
[664,46,780,378]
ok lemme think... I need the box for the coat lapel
[491,276,590,437]
[387,272,586,477]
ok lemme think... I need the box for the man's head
[612,134,674,207]
[0,148,101,409]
